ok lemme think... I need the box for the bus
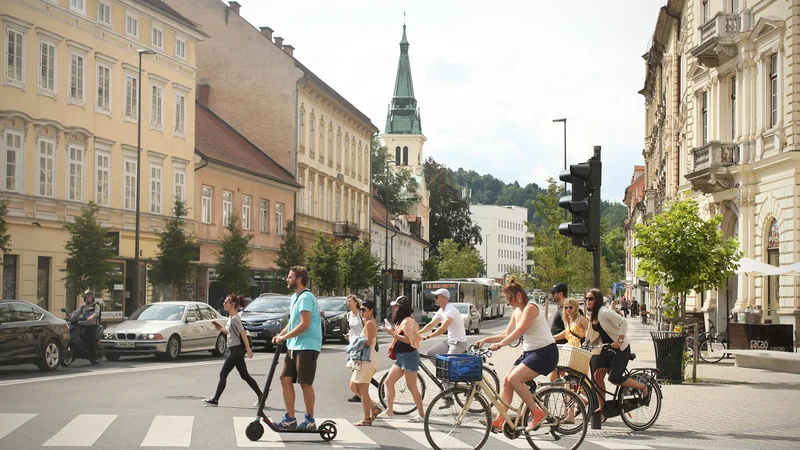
[420,280,487,324]
[468,278,505,319]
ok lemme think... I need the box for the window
[327,187,332,221]
[731,76,736,140]
[222,190,232,226]
[328,126,333,166]
[124,158,136,210]
[97,2,111,26]
[174,93,186,135]
[96,152,110,206]
[3,130,23,192]
[125,73,138,120]
[336,130,342,168]
[276,203,284,236]
[395,146,401,165]
[260,199,269,233]
[351,141,356,176]
[150,163,162,214]
[126,14,139,38]
[69,52,85,103]
[37,256,51,310]
[350,192,355,222]
[702,91,708,144]
[344,136,350,173]
[67,146,84,201]
[318,183,323,218]
[242,195,251,230]
[309,179,315,217]
[39,40,56,94]
[175,38,186,59]
[148,83,163,128]
[299,110,305,148]
[297,175,304,213]
[201,186,212,224]
[37,138,55,197]
[357,144,362,178]
[770,53,778,128]
[96,63,111,113]
[173,169,185,201]
[403,146,409,166]
[309,115,315,155]
[335,191,340,221]
[69,0,85,14]
[363,148,368,179]
[703,0,709,22]
[319,118,324,161]
[2,254,18,299]
[729,0,739,12]
[5,27,24,86]
[152,26,163,49]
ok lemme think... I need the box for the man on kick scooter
[272,266,323,430]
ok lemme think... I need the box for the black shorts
[590,346,631,384]
[280,350,319,385]
[513,343,558,375]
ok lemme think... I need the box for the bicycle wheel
[378,370,426,415]
[699,337,726,364]
[524,387,588,450]
[558,371,596,415]
[620,375,662,431]
[424,387,491,450]
[454,365,500,413]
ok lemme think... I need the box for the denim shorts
[395,350,421,372]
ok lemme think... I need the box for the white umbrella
[735,257,788,275]
[780,261,800,275]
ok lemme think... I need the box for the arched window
[395,146,401,165]
[299,107,305,148]
[318,115,324,160]
[403,146,409,166]
[766,219,780,323]
[336,129,342,169]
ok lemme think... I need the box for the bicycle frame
[457,378,556,434]
[556,364,657,419]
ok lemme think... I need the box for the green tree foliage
[601,224,626,281]
[214,212,253,295]
[307,233,339,295]
[275,219,304,278]
[339,239,380,293]
[437,238,484,278]
[0,198,11,254]
[371,137,420,214]
[632,197,742,321]
[424,157,482,253]
[63,202,117,293]
[149,198,199,300]
[422,257,439,281]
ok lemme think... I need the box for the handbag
[388,338,397,360]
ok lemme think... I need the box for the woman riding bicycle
[475,276,557,432]
[585,289,649,418]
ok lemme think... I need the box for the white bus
[468,278,505,318]
[421,280,487,324]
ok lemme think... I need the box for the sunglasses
[359,308,368,312]
[565,306,575,310]
[585,297,595,301]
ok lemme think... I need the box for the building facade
[1,0,204,317]
[638,0,800,330]
[623,165,646,307]
[469,205,528,280]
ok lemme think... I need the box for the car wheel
[466,320,472,335]
[211,333,227,356]
[105,353,121,362]
[475,322,481,334]
[60,344,74,367]
[37,339,61,372]
[163,335,181,361]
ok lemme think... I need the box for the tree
[307,233,339,295]
[63,201,117,293]
[632,197,741,321]
[422,257,439,281]
[530,179,572,290]
[437,238,484,278]
[601,224,626,281]
[0,198,10,254]
[424,157,482,253]
[371,137,420,214]
[275,219,305,278]
[339,239,380,294]
[149,197,199,300]
[214,212,253,295]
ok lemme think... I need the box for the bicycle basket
[557,345,592,375]
[435,354,482,382]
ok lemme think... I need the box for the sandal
[354,417,373,427]
[371,406,383,421]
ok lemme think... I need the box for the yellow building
[0,0,205,319]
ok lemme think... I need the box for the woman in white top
[344,295,364,403]
[476,276,558,432]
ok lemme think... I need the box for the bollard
[591,412,602,430]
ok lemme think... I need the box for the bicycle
[377,347,500,414]
[693,320,728,363]
[424,346,588,450]
[554,343,662,431]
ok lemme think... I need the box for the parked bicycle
[424,346,588,450]
[685,320,728,363]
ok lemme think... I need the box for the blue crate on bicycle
[434,354,483,382]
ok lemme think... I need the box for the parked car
[452,302,481,334]
[100,301,228,361]
[241,295,327,348]
[0,300,70,372]
[317,297,350,343]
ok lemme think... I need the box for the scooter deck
[261,417,336,434]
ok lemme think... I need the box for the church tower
[381,24,430,242]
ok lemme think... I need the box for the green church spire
[386,24,422,135]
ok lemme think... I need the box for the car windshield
[317,298,347,312]
[453,304,469,314]
[129,304,186,321]
[245,298,291,313]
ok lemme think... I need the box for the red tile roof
[195,101,301,188]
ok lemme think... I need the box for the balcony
[685,141,738,194]
[333,221,360,240]
[690,13,739,68]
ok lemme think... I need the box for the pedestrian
[378,296,424,422]
[344,294,365,403]
[610,299,623,316]
[271,266,323,430]
[553,297,588,347]
[631,299,639,317]
[621,297,630,317]
[347,300,382,426]
[547,282,568,383]
[204,295,262,406]
[76,290,101,360]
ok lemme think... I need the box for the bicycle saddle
[630,353,637,361]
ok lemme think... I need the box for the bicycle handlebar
[467,344,493,359]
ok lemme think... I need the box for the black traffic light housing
[558,146,602,250]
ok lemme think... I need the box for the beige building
[0,0,205,318]
[638,0,800,331]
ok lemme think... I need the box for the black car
[317,297,350,343]
[241,295,328,347]
[0,300,70,372]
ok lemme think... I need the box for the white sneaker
[408,415,424,423]
[376,411,395,420]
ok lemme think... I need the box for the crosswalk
[0,412,658,449]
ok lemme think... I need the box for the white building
[469,205,528,280]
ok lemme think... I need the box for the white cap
[432,288,450,300]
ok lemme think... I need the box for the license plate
[116,342,135,348]
[246,331,255,337]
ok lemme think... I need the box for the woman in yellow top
[553,297,589,347]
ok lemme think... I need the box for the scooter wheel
[319,422,337,441]
[245,420,264,441]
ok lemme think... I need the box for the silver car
[100,301,229,361]
[452,302,481,334]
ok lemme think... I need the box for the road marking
[382,417,471,448]
[0,413,36,440]
[592,441,654,449]
[330,420,379,448]
[141,415,194,447]
[42,414,117,447]
[233,417,284,447]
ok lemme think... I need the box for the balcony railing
[686,141,738,193]
[333,221,360,240]
[690,13,739,67]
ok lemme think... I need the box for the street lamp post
[553,118,567,220]
[134,49,156,311]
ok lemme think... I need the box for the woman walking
[204,295,263,406]
[345,295,365,403]
[553,297,588,347]
[378,296,424,423]
[348,300,382,426]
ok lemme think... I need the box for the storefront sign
[113,284,123,291]
[728,323,793,352]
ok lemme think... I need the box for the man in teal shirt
[272,266,322,430]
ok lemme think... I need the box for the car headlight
[265,319,281,326]
[103,332,114,339]
[137,333,164,340]
[329,313,345,322]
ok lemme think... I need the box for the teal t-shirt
[286,290,322,351]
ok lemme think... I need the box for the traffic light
[559,146,602,249]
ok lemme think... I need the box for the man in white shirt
[419,288,469,356]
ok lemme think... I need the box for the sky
[234,0,665,202]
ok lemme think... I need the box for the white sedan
[452,302,481,334]
[101,301,229,361]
